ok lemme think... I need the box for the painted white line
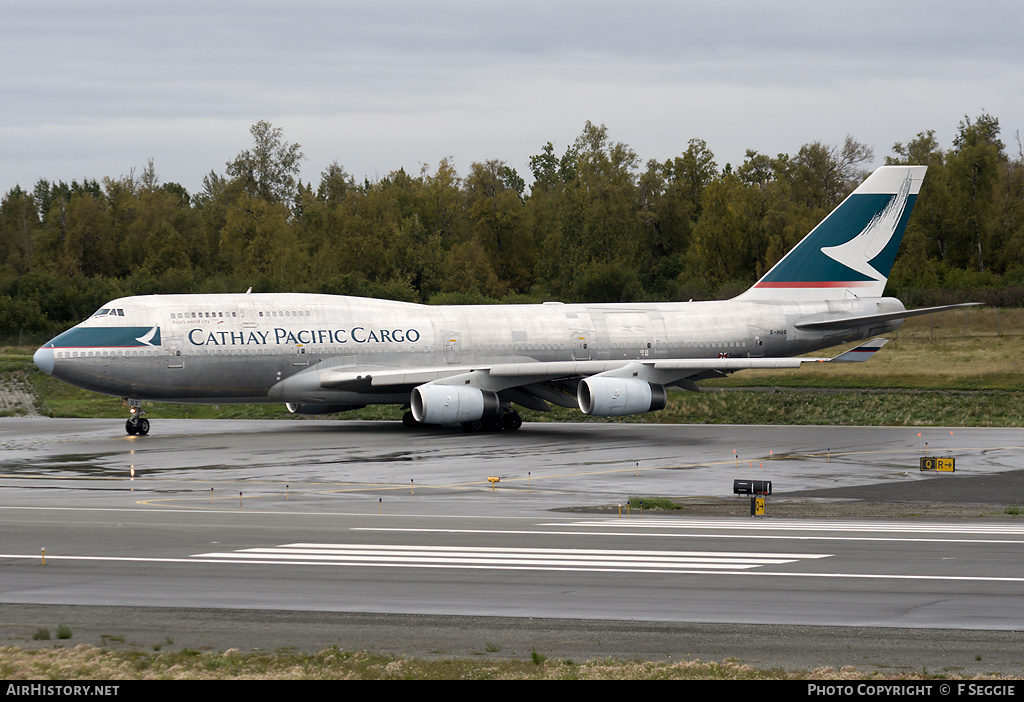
[191,543,823,571]
[5,551,1024,583]
[353,526,1024,545]
[266,543,831,559]
[550,518,1024,535]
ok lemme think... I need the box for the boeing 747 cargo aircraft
[33,165,976,435]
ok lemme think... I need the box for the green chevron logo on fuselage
[43,326,162,349]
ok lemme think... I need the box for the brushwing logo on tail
[744,166,923,300]
[819,171,914,286]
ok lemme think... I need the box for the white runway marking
[354,519,1024,545]
[190,542,831,573]
[553,518,1024,535]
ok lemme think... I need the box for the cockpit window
[91,308,124,317]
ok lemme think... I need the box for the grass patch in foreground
[627,496,685,511]
[22,373,1024,428]
[522,388,1024,427]
[0,645,1014,680]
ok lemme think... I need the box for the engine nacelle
[286,403,365,415]
[577,377,667,417]
[411,385,500,425]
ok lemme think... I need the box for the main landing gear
[458,408,523,432]
[124,399,149,436]
[401,408,523,432]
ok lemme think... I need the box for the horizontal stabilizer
[823,338,888,363]
[794,303,983,331]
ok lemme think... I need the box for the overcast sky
[2,0,1022,198]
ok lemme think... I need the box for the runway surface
[2,417,1024,671]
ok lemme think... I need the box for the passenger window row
[171,312,237,319]
[259,310,312,318]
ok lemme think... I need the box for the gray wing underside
[315,338,888,411]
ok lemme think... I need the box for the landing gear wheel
[402,411,418,428]
[126,416,150,436]
[502,410,523,432]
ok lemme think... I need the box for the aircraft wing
[318,338,888,398]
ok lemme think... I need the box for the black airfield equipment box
[733,479,772,496]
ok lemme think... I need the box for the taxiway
[2,418,1024,671]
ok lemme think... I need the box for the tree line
[2,115,1022,331]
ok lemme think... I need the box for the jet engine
[286,403,365,415]
[411,385,500,425]
[577,377,667,417]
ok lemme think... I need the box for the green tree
[0,186,39,276]
[789,136,873,210]
[525,140,576,292]
[465,160,532,294]
[317,161,357,203]
[688,175,745,285]
[948,114,1004,272]
[554,122,642,299]
[886,130,953,282]
[220,197,301,284]
[636,139,720,295]
[225,120,306,205]
[997,136,1024,276]
[663,138,719,220]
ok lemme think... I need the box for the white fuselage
[36,292,906,407]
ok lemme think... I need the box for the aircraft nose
[33,345,54,375]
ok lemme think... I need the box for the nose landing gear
[124,399,150,436]
[126,415,150,436]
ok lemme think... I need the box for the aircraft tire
[502,411,523,432]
